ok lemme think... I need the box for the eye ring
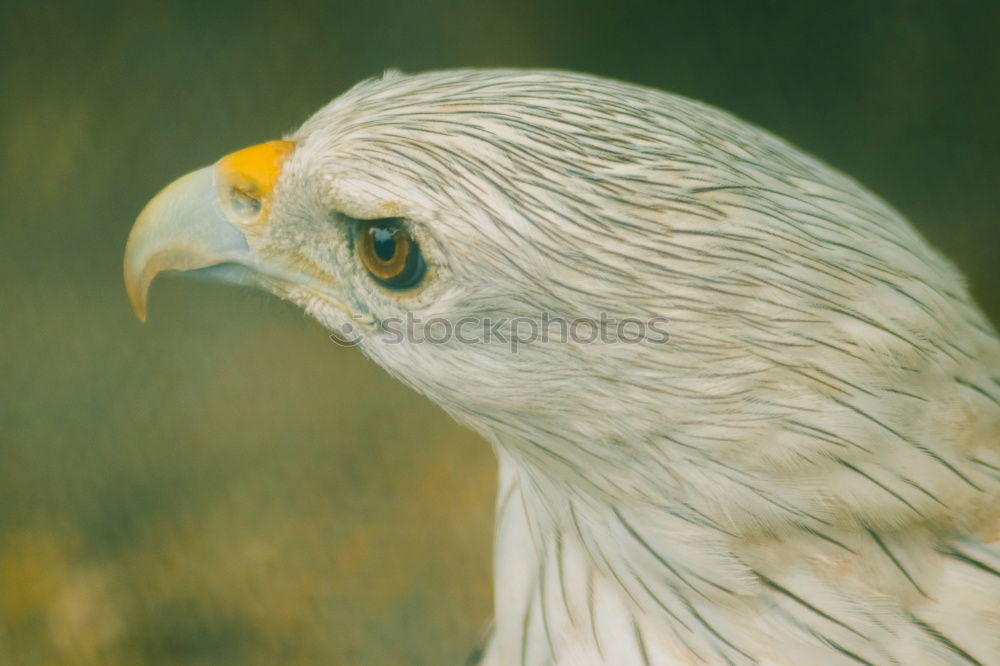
[356,218,426,290]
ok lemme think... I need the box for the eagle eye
[356,218,426,290]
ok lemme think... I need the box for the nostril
[229,186,261,217]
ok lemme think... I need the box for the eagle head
[124,70,1000,665]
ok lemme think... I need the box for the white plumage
[126,70,1000,665]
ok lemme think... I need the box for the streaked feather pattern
[279,70,1000,663]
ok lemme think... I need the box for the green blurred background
[1,1,997,664]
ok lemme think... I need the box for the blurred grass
[0,1,997,664]
[0,280,497,665]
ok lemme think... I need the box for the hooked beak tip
[126,271,150,323]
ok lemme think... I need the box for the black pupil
[372,226,397,262]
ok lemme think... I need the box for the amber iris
[357,218,426,289]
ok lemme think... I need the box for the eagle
[124,70,1000,665]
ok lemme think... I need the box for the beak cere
[123,140,296,322]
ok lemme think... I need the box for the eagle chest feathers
[124,70,1000,665]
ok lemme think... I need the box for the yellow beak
[123,140,295,321]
